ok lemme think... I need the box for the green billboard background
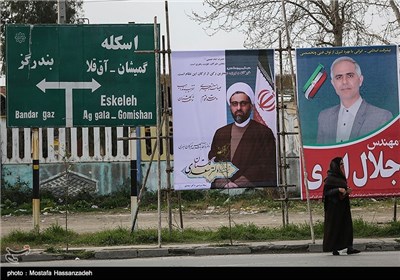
[6,24,158,127]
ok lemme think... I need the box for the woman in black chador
[322,157,361,256]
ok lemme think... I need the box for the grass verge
[2,219,399,255]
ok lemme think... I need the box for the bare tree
[390,0,400,26]
[189,0,400,48]
[368,0,400,42]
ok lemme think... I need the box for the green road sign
[6,24,158,127]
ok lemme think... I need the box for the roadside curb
[2,238,399,263]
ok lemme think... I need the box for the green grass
[2,218,399,254]
[2,185,395,216]
[2,186,399,254]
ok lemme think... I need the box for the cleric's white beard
[234,117,251,127]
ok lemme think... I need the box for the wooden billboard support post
[280,0,315,243]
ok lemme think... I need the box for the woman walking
[322,156,361,255]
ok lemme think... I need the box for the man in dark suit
[317,56,393,145]
[208,82,277,189]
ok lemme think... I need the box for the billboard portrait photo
[296,45,400,199]
[171,49,278,191]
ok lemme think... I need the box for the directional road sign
[6,24,158,127]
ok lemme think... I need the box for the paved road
[2,247,399,278]
[2,251,399,267]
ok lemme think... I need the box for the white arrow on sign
[36,78,101,127]
[36,78,101,93]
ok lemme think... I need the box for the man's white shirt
[336,97,363,142]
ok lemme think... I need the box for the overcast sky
[0,0,244,83]
[82,0,245,51]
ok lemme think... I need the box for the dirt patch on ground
[1,204,397,237]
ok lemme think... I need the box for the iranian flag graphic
[254,62,277,137]
[302,63,327,99]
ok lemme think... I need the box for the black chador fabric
[322,157,354,252]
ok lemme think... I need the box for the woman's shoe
[332,250,339,255]
[347,248,360,255]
